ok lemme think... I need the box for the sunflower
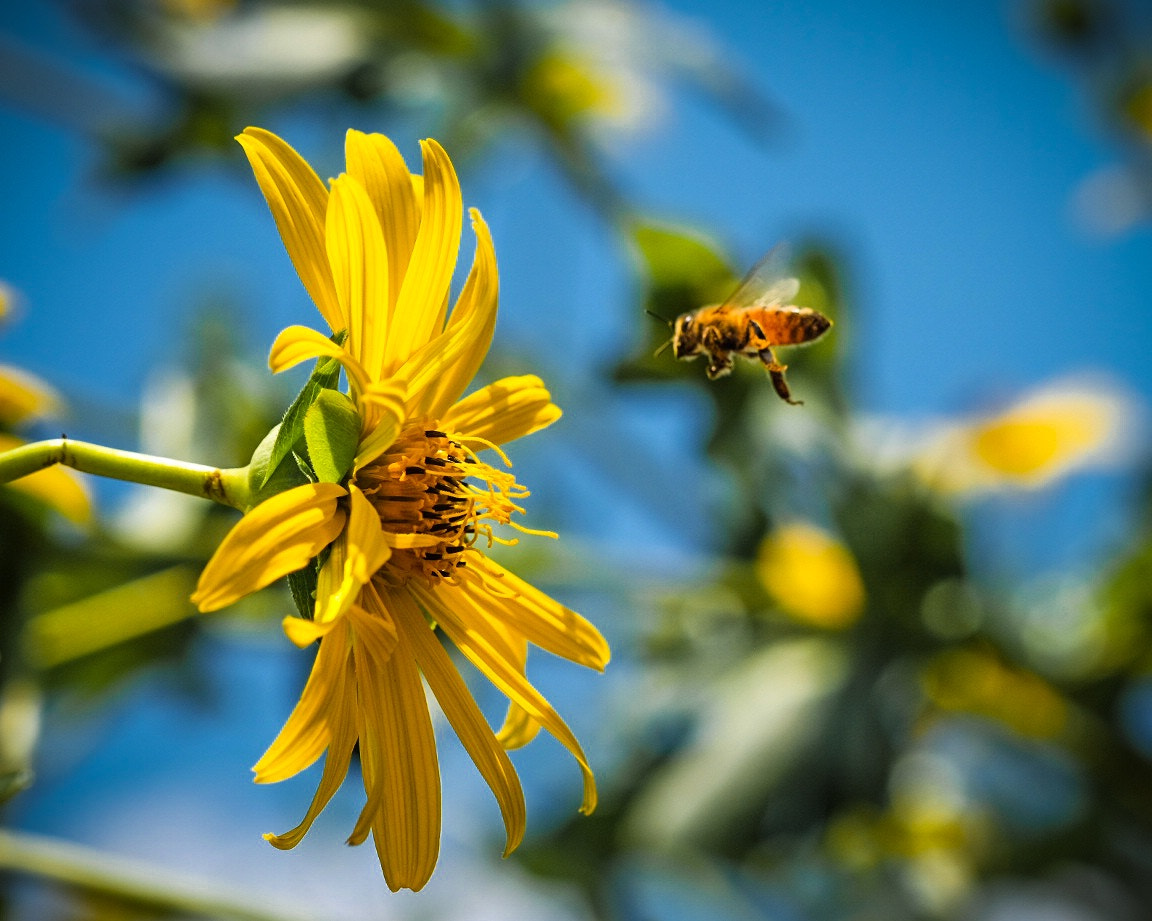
[190,127,608,891]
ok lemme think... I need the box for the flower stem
[0,438,250,509]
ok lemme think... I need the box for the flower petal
[236,128,343,331]
[390,589,527,855]
[253,617,354,784]
[419,208,498,418]
[344,130,420,346]
[410,580,598,815]
[354,377,407,472]
[261,621,360,850]
[347,600,442,892]
[326,174,389,381]
[191,482,347,612]
[443,374,562,447]
[268,325,371,397]
[465,554,611,670]
[386,139,464,372]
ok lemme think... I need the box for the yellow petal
[419,209,499,418]
[0,365,60,426]
[262,622,360,849]
[467,554,611,670]
[313,486,392,625]
[236,128,343,331]
[390,589,527,855]
[344,130,420,338]
[191,482,347,612]
[385,139,464,372]
[347,601,442,892]
[267,324,370,396]
[354,377,407,471]
[0,432,91,525]
[326,174,389,381]
[443,374,562,447]
[756,523,865,630]
[253,617,354,784]
[410,580,598,815]
[486,620,541,751]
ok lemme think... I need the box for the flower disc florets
[355,422,533,587]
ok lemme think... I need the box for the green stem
[0,828,313,921]
[0,439,250,510]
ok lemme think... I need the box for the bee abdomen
[756,307,832,345]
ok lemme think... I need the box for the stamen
[356,420,545,587]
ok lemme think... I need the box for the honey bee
[669,246,832,404]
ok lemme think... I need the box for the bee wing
[722,243,800,309]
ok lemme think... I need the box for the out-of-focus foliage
[2,2,1151,919]
[517,225,1152,920]
[1027,0,1152,232]
[11,0,779,213]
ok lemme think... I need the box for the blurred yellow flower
[922,646,1068,739]
[757,523,865,629]
[0,290,90,524]
[915,378,1130,494]
[191,127,608,890]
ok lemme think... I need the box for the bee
[667,246,832,404]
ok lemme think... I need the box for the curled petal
[443,375,562,447]
[268,324,371,396]
[411,580,598,815]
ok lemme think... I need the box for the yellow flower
[191,127,608,890]
[756,523,865,629]
[915,378,1130,494]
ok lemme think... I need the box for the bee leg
[706,353,733,379]
[758,348,802,405]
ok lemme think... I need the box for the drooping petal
[344,130,420,338]
[326,174,389,380]
[464,554,611,670]
[390,589,527,855]
[268,324,370,397]
[385,139,464,372]
[410,580,598,815]
[487,623,542,751]
[443,375,562,447]
[261,621,360,849]
[419,209,498,418]
[253,617,354,784]
[316,486,392,623]
[236,128,343,331]
[347,599,442,892]
[191,482,347,612]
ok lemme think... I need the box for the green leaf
[260,332,347,489]
[244,424,311,510]
[304,389,360,484]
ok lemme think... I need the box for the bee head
[672,313,699,359]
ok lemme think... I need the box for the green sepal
[304,389,360,484]
[287,565,318,620]
[260,331,348,489]
[244,424,312,510]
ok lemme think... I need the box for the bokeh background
[2,0,1152,919]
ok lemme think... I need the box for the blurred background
[2,0,1152,918]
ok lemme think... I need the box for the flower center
[355,422,533,586]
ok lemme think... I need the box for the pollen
[355,422,537,586]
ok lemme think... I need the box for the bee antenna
[653,338,673,358]
[644,309,673,329]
